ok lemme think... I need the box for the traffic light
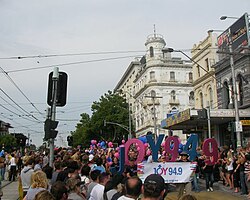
[67,136,73,146]
[197,108,207,120]
[44,119,59,140]
[47,71,68,107]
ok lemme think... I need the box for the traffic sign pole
[49,67,59,167]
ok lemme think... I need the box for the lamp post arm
[177,50,217,80]
[105,121,130,133]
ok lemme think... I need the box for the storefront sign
[241,120,250,126]
[138,162,196,183]
[165,109,190,127]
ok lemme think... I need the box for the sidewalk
[1,180,19,200]
[216,180,248,200]
[166,178,248,200]
[1,180,12,188]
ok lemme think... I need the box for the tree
[72,90,130,147]
[0,134,17,151]
[90,90,130,142]
[71,113,93,147]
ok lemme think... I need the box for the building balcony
[169,99,180,105]
[143,99,160,107]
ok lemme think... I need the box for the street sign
[235,121,243,132]
[47,71,68,107]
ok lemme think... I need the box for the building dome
[145,33,166,63]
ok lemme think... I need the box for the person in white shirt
[89,172,110,200]
[20,158,35,196]
[9,153,17,181]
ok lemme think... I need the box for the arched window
[205,58,209,71]
[237,74,244,106]
[150,71,155,80]
[150,46,154,57]
[171,107,177,113]
[208,88,213,108]
[141,114,144,125]
[199,92,203,108]
[229,78,234,108]
[151,90,156,97]
[170,71,175,81]
[222,81,230,109]
[197,66,200,77]
[171,90,176,101]
[189,91,194,102]
[189,72,193,82]
[137,118,140,128]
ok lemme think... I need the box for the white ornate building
[115,33,194,138]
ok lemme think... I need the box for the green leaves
[71,90,130,147]
[0,134,17,148]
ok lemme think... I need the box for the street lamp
[162,48,216,80]
[220,16,239,20]
[209,26,243,147]
[218,17,243,145]
[162,47,213,140]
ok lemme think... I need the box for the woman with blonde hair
[225,150,234,189]
[24,170,49,200]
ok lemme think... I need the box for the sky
[0,0,249,147]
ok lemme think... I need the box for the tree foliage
[0,134,17,150]
[71,90,130,147]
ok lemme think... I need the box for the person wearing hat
[179,152,189,162]
[176,151,192,200]
[142,174,166,200]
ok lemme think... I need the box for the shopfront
[161,108,250,148]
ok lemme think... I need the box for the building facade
[160,13,250,148]
[0,120,12,136]
[214,13,250,147]
[115,33,194,139]
[191,31,219,109]
[214,48,250,146]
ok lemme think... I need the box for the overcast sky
[0,0,249,147]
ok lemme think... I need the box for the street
[1,181,19,200]
[166,191,247,200]
[166,180,248,200]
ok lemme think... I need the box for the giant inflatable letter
[118,145,125,174]
[146,134,164,162]
[164,136,179,161]
[124,139,145,165]
[202,138,218,165]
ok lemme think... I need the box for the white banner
[138,162,196,183]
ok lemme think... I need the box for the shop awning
[161,108,250,130]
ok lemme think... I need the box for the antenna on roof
[153,24,156,37]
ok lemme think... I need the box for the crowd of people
[0,139,250,200]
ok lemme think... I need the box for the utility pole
[128,100,132,139]
[28,133,30,146]
[152,92,157,139]
[49,67,59,167]
[229,34,242,147]
[145,90,162,140]
[207,107,211,138]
